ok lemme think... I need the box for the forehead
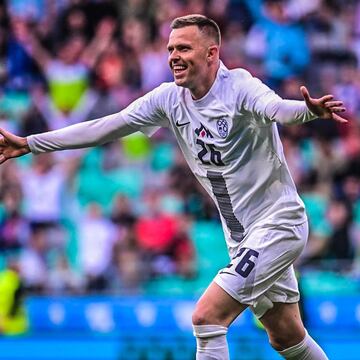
[167,25,203,46]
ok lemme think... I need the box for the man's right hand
[0,128,31,164]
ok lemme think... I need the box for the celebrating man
[0,15,347,360]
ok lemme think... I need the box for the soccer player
[0,15,346,360]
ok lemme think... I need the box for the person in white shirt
[0,14,347,360]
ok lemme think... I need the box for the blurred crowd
[0,0,359,299]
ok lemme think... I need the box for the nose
[168,50,180,65]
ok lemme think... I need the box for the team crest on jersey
[217,118,228,138]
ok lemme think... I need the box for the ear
[207,45,219,62]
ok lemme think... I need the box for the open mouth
[173,64,187,76]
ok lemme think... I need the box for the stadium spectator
[245,0,310,89]
[21,154,64,225]
[107,230,145,294]
[134,191,194,277]
[77,202,117,292]
[325,198,354,267]
[0,183,29,252]
[47,252,82,294]
[6,16,41,90]
[18,226,48,293]
[110,194,137,229]
[18,17,116,125]
[0,257,28,335]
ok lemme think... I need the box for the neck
[190,61,220,100]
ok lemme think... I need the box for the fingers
[325,100,346,113]
[300,87,344,110]
[330,107,346,113]
[300,86,310,101]
[0,128,8,147]
[0,154,7,164]
[324,99,347,121]
[0,128,10,164]
[0,128,5,147]
[324,101,343,108]
[0,141,5,163]
[319,94,334,103]
[0,128,9,144]
[332,113,348,124]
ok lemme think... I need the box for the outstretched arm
[0,84,170,164]
[0,112,137,164]
[263,87,347,125]
[244,73,348,126]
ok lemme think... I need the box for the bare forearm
[27,113,136,154]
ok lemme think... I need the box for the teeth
[173,65,186,70]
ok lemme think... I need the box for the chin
[174,78,188,88]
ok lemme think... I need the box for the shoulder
[124,82,179,118]
[228,68,255,83]
[221,67,263,97]
[148,82,177,97]
[228,67,267,92]
[144,82,178,103]
[217,63,257,86]
[142,82,183,112]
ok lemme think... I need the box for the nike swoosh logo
[175,120,190,127]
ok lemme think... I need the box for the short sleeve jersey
[120,62,307,256]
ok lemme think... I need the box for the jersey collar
[190,61,229,108]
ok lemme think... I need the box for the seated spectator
[48,252,82,295]
[107,229,145,294]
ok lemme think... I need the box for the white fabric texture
[28,62,315,259]
[214,222,308,317]
[193,325,229,360]
[279,331,329,360]
[27,112,137,154]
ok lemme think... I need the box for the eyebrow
[167,43,192,51]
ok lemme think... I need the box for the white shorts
[214,221,308,318]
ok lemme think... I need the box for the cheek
[186,59,198,72]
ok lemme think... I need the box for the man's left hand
[300,86,348,123]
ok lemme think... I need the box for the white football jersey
[28,62,315,256]
[119,62,314,256]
